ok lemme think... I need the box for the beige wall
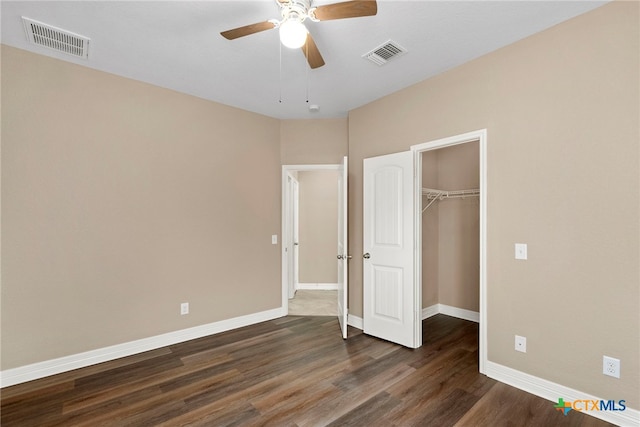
[280,119,348,165]
[1,46,282,369]
[422,142,479,311]
[297,171,339,284]
[349,2,639,409]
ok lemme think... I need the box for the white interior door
[292,178,300,295]
[337,156,348,339]
[286,175,293,298]
[286,174,300,299]
[363,151,420,348]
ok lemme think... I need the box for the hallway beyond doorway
[288,290,338,316]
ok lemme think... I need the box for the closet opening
[421,141,480,322]
[412,130,487,373]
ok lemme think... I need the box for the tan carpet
[288,290,338,316]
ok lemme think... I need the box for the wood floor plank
[0,380,75,406]
[62,369,242,427]
[73,352,184,392]
[177,401,261,427]
[326,391,403,427]
[252,380,340,426]
[250,353,372,413]
[155,372,297,426]
[61,353,234,414]
[386,346,476,400]
[1,315,615,427]
[383,351,479,425]
[52,385,165,427]
[179,328,291,366]
[412,387,481,427]
[293,361,416,426]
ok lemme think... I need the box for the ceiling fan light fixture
[279,19,307,49]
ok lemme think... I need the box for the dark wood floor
[1,315,613,426]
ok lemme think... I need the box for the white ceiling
[1,1,609,119]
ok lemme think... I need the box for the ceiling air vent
[22,17,90,59]
[363,40,407,66]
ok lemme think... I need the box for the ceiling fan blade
[221,21,277,40]
[302,34,325,69]
[312,0,377,21]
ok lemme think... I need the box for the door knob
[347,255,353,260]
[363,253,371,259]
[337,255,343,260]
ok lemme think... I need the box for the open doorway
[411,129,487,372]
[281,165,341,316]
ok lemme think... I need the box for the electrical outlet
[180,302,189,315]
[603,356,620,378]
[515,335,527,353]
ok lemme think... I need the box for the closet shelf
[422,188,480,213]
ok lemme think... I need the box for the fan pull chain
[279,41,283,104]
[305,38,309,104]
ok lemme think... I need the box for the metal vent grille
[22,17,90,59]
[363,40,407,66]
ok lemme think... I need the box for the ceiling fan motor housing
[280,0,315,23]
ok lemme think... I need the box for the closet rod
[422,188,480,213]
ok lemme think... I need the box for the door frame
[411,129,488,374]
[281,164,341,313]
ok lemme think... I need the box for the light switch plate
[515,243,527,260]
[271,235,278,245]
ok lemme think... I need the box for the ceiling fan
[221,0,377,69]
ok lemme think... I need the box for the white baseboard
[422,304,479,323]
[485,361,639,426]
[0,307,286,388]
[347,307,479,331]
[422,304,440,319]
[296,283,338,290]
[347,314,363,330]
